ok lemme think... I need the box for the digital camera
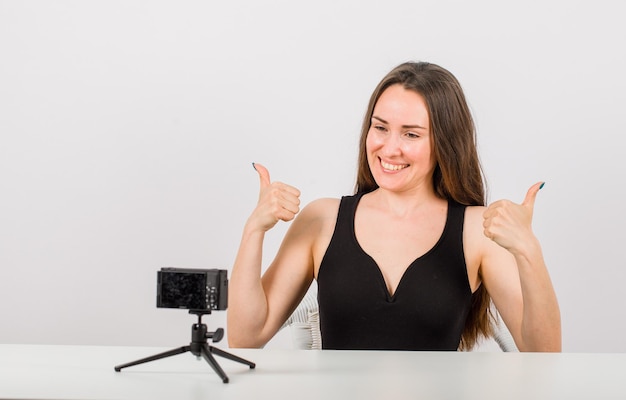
[156,267,228,311]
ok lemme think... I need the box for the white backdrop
[1,0,624,352]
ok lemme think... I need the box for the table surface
[1,344,625,400]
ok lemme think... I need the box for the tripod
[114,310,255,383]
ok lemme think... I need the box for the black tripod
[114,310,255,383]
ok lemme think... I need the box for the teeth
[381,160,408,171]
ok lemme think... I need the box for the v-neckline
[350,193,451,301]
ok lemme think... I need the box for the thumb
[522,181,545,209]
[252,162,271,189]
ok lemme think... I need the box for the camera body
[156,267,228,311]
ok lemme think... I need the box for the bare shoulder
[301,197,341,219]
[296,197,341,234]
[464,205,486,230]
[464,204,486,217]
[288,197,340,238]
[297,198,341,275]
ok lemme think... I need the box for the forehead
[373,84,429,125]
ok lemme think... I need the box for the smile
[380,159,409,171]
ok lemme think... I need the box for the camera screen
[158,271,208,309]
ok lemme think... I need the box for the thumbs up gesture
[482,182,544,254]
[249,163,301,232]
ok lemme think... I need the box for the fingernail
[539,182,545,190]
[252,162,257,171]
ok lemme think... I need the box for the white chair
[491,313,518,352]
[281,285,518,352]
[281,287,322,350]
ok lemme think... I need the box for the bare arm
[227,164,315,348]
[479,182,561,352]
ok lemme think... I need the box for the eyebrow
[371,115,427,130]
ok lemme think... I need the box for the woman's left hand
[482,182,544,255]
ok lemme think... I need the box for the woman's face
[366,84,436,194]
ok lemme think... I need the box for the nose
[381,132,403,156]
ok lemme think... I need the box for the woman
[227,61,561,351]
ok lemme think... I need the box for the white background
[1,0,624,352]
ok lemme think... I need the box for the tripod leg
[200,344,230,383]
[114,346,190,371]
[209,346,256,369]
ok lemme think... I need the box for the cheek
[365,135,378,165]
[365,131,381,152]
[410,139,434,161]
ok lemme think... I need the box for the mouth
[380,158,409,172]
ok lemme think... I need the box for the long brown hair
[355,61,493,350]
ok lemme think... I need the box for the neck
[367,187,444,218]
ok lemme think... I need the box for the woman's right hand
[249,163,301,232]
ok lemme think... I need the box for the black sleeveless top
[317,193,472,350]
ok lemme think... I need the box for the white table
[0,344,624,399]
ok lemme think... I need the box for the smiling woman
[227,61,561,352]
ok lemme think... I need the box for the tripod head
[188,309,224,343]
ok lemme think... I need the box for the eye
[373,124,387,132]
[406,131,420,139]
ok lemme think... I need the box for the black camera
[156,267,228,311]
